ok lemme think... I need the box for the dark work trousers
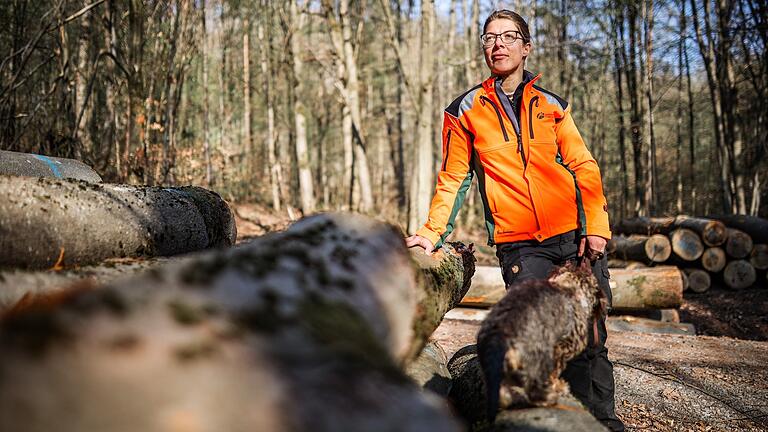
[496,230,625,432]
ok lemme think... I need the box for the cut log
[708,214,768,244]
[0,150,102,183]
[609,234,671,263]
[607,308,680,323]
[682,268,711,293]
[672,216,728,246]
[751,244,768,270]
[670,228,704,261]
[725,228,754,259]
[614,216,727,247]
[723,260,757,290]
[447,345,606,432]
[0,175,237,269]
[0,213,475,432]
[609,266,684,309]
[701,247,727,273]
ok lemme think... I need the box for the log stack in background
[610,215,767,291]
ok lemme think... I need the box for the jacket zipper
[480,96,509,142]
[492,81,526,168]
[528,96,539,140]
[441,130,452,171]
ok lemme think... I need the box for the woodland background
[1,0,766,234]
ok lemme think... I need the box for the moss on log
[0,176,236,269]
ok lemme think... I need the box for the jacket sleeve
[555,108,612,239]
[414,112,474,248]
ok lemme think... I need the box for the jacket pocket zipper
[441,130,452,171]
[528,96,539,140]
[480,96,509,142]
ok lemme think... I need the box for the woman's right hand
[404,234,435,255]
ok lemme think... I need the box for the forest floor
[233,204,768,431]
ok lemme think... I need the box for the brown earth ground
[234,206,768,431]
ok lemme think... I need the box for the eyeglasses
[480,30,524,48]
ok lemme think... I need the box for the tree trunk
[0,176,236,270]
[642,0,657,213]
[610,266,684,309]
[242,14,253,182]
[0,213,474,432]
[290,1,315,213]
[611,0,629,219]
[725,228,754,259]
[615,216,727,247]
[409,0,436,233]
[722,260,757,290]
[258,0,281,211]
[625,1,645,216]
[202,0,212,186]
[673,215,728,246]
[670,228,705,261]
[609,234,671,263]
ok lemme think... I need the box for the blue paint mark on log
[33,155,62,178]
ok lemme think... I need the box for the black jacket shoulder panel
[446,83,484,118]
[532,84,569,111]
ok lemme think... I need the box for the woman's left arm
[555,109,611,240]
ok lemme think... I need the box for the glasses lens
[501,31,520,44]
[481,34,494,47]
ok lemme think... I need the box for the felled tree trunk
[701,247,727,272]
[709,214,768,244]
[725,228,754,259]
[405,340,452,397]
[0,176,236,269]
[723,260,757,290]
[669,228,704,261]
[459,265,506,307]
[0,213,473,432]
[614,216,726,247]
[609,266,684,309]
[0,150,102,183]
[609,234,671,263]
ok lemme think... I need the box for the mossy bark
[0,176,236,269]
[0,213,470,432]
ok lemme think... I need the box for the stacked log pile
[610,215,768,291]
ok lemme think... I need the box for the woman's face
[482,18,531,76]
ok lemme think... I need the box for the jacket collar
[482,70,542,95]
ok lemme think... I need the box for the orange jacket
[415,72,611,247]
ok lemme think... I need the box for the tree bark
[610,266,684,309]
[609,234,671,263]
[0,176,236,269]
[0,213,474,432]
[614,216,727,247]
[722,260,757,290]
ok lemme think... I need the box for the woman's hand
[405,234,435,255]
[578,235,607,262]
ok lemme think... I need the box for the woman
[405,9,624,431]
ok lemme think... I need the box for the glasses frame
[480,30,524,48]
